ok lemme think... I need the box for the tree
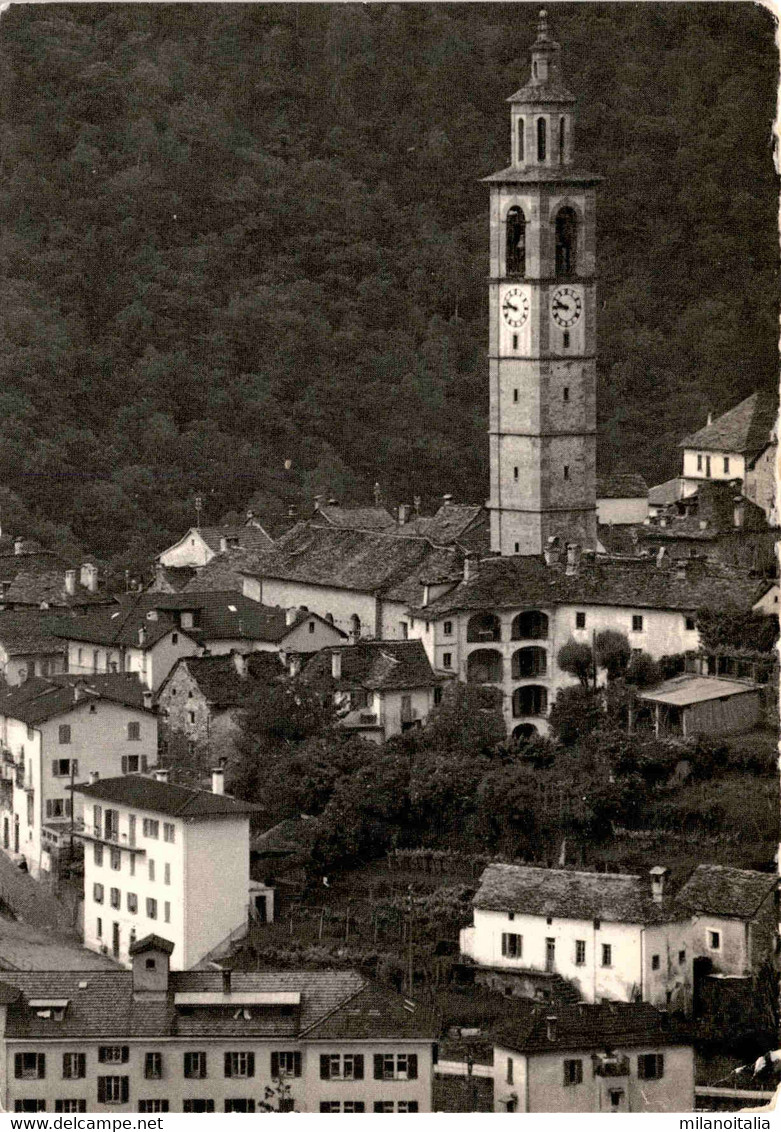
[556,639,595,689]
[548,685,603,745]
[625,651,661,689]
[595,630,631,681]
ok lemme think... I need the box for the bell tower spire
[484,10,600,556]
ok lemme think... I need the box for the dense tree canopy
[0,4,776,571]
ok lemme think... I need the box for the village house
[0,610,69,684]
[459,863,690,1009]
[156,520,274,570]
[678,392,777,509]
[0,675,157,877]
[596,474,649,526]
[240,502,478,643]
[76,771,260,969]
[405,545,770,737]
[493,1002,694,1113]
[300,640,444,742]
[0,937,436,1113]
[56,599,201,692]
[0,554,112,612]
[156,651,286,779]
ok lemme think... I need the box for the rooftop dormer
[130,934,174,1000]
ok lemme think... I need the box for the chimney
[413,495,422,516]
[219,536,228,553]
[138,626,146,646]
[565,544,581,576]
[675,561,688,581]
[331,650,342,680]
[232,651,247,678]
[655,547,666,567]
[64,570,76,596]
[649,866,668,905]
[706,411,713,426]
[373,482,381,506]
[546,1016,557,1042]
[142,690,153,710]
[13,538,23,556]
[442,493,453,506]
[222,968,232,995]
[733,497,745,529]
[89,771,99,784]
[463,553,479,583]
[154,562,166,584]
[81,563,98,593]
[73,684,82,702]
[212,766,225,795]
[246,510,256,526]
[285,607,297,626]
[398,503,410,525]
[154,768,169,784]
[314,495,323,510]
[543,535,562,567]
[288,655,302,677]
[659,516,668,528]
[422,582,431,607]
[287,505,297,519]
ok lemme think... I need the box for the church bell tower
[485,9,600,556]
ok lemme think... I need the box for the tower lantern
[484,10,600,556]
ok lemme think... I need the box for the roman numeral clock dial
[501,287,530,327]
[551,286,582,328]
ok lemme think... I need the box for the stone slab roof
[301,640,440,694]
[0,611,70,657]
[597,473,649,499]
[184,525,274,555]
[680,391,778,455]
[472,864,672,924]
[674,865,777,920]
[0,969,430,1041]
[75,774,263,819]
[161,652,285,709]
[181,549,263,594]
[648,478,696,507]
[400,503,486,546]
[495,1002,691,1056]
[54,600,190,650]
[0,674,150,725]
[416,555,764,618]
[4,570,111,609]
[314,504,396,531]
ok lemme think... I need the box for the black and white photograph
[0,0,777,1117]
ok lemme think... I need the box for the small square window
[601,943,612,967]
[575,940,586,966]
[632,615,644,632]
[442,652,452,669]
[563,465,569,480]
[575,611,586,629]
[723,457,730,474]
[110,888,120,910]
[697,454,703,471]
[171,633,178,644]
[513,389,519,403]
[514,542,520,553]
[685,616,696,631]
[127,722,140,741]
[146,898,157,920]
[443,621,453,636]
[651,954,660,970]
[708,930,720,951]
[678,949,686,965]
[563,331,570,348]
[563,386,570,402]
[513,466,519,481]
[563,1059,583,1086]
[58,725,71,745]
[127,893,138,914]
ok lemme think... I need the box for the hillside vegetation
[0,3,777,571]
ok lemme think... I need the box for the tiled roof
[314,504,396,531]
[416,555,765,618]
[253,523,439,594]
[4,570,110,609]
[181,549,262,594]
[129,934,175,957]
[680,391,778,455]
[400,503,487,547]
[472,864,672,924]
[674,865,776,920]
[0,969,433,1041]
[148,566,197,593]
[54,599,189,649]
[639,675,760,707]
[0,674,150,726]
[0,611,70,657]
[301,640,440,693]
[75,774,263,819]
[197,525,274,554]
[597,473,649,499]
[496,1002,691,1056]
[381,545,465,604]
[162,652,285,708]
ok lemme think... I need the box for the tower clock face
[551,286,582,328]
[501,288,530,327]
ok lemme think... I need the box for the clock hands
[503,301,518,312]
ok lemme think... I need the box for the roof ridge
[297,975,368,1037]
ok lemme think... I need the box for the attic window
[146,958,156,970]
[309,622,315,634]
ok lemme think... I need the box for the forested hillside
[0,3,777,571]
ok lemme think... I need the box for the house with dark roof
[0,675,157,878]
[0,610,70,685]
[596,474,649,526]
[157,521,274,570]
[679,391,777,493]
[460,863,690,1009]
[156,651,287,782]
[75,772,262,970]
[0,935,436,1113]
[0,555,112,612]
[404,547,772,737]
[493,1002,693,1113]
[674,864,777,979]
[313,499,396,531]
[300,640,444,742]
[241,521,464,643]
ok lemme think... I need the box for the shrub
[595,630,631,681]
[548,685,603,744]
[557,639,595,688]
